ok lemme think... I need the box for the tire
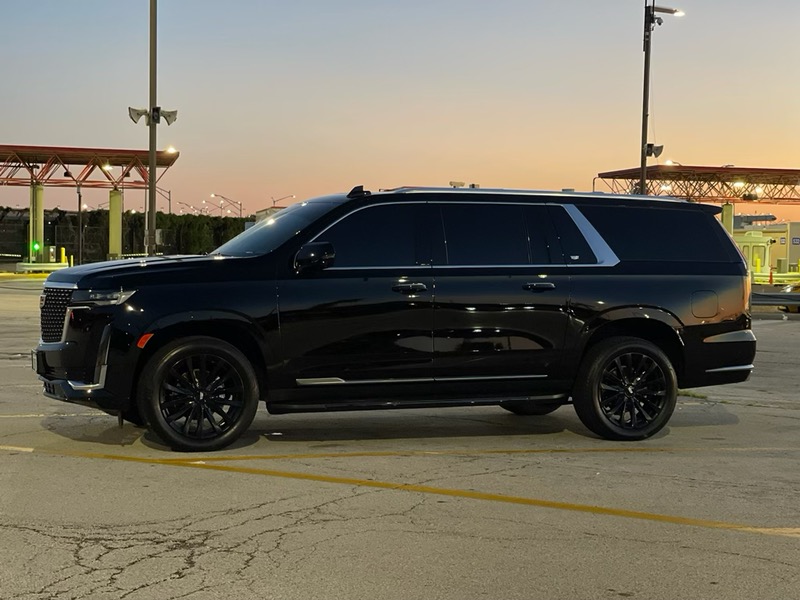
[501,401,562,416]
[121,406,147,427]
[138,336,260,452]
[572,337,677,441]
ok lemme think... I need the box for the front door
[277,202,434,399]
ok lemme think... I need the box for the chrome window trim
[309,201,427,269]
[559,204,620,267]
[307,198,619,270]
[310,201,427,243]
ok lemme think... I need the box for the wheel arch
[578,309,685,382]
[130,313,273,409]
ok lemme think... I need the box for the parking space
[1,278,798,600]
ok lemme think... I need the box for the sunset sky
[1,0,798,217]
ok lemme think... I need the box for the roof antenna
[347,185,371,198]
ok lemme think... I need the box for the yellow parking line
[154,445,800,464]
[157,447,677,463]
[0,445,35,452]
[25,447,799,539]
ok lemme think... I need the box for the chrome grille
[41,288,73,342]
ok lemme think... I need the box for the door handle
[392,283,428,294]
[523,282,556,291]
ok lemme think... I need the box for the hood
[44,254,254,289]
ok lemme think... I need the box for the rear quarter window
[577,205,733,262]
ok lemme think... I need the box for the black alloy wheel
[572,337,677,441]
[138,336,259,452]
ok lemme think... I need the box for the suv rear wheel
[138,336,259,452]
[572,337,677,441]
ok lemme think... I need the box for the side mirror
[294,242,335,274]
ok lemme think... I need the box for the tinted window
[525,205,561,264]
[317,204,418,267]
[547,206,597,264]
[578,205,730,261]
[213,201,337,257]
[440,204,529,265]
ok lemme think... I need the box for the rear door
[430,201,572,394]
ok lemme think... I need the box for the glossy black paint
[33,189,756,432]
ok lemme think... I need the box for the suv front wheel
[572,337,677,441]
[138,336,260,452]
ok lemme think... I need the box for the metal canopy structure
[596,165,800,202]
[0,144,179,190]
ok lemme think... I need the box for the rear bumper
[681,328,757,388]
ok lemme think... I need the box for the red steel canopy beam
[0,144,179,190]
[596,165,800,202]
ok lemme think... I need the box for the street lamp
[175,201,198,214]
[271,194,295,207]
[156,187,171,213]
[639,0,684,195]
[63,169,84,265]
[202,198,224,215]
[210,193,243,217]
[127,0,178,256]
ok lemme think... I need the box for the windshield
[212,201,338,257]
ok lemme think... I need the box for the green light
[32,241,40,252]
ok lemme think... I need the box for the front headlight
[73,289,137,306]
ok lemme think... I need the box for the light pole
[271,194,295,207]
[156,187,171,213]
[127,0,178,256]
[175,201,198,214]
[63,169,84,265]
[639,0,683,195]
[210,193,243,217]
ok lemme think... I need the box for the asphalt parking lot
[1,277,798,600]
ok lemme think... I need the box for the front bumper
[33,321,127,412]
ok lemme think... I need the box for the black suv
[32,186,756,451]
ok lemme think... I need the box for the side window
[525,205,561,264]
[547,206,598,264]
[578,205,730,262]
[440,204,529,266]
[318,204,419,267]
